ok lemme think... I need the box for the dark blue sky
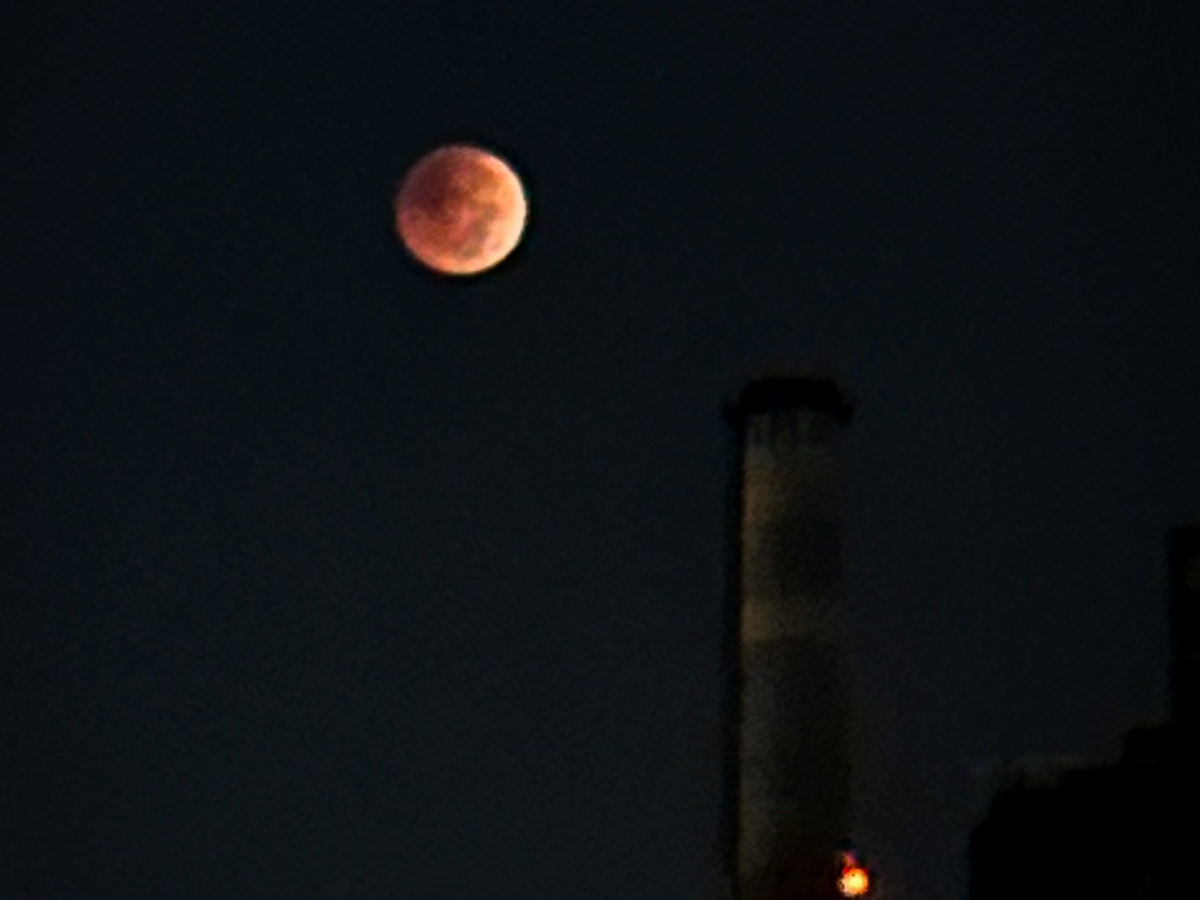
[3,2,1198,898]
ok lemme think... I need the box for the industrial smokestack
[723,375,855,900]
[1168,523,1200,724]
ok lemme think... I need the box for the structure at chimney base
[968,522,1200,899]
[722,375,856,900]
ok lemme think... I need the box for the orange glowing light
[837,864,870,897]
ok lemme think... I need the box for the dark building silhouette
[721,375,858,900]
[969,523,1200,899]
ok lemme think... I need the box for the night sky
[3,2,1198,898]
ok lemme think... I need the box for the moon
[394,144,528,276]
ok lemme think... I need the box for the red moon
[394,144,527,276]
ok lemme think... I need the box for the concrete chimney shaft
[1168,523,1200,724]
[725,376,855,900]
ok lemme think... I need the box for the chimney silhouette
[1168,523,1200,724]
[722,375,855,900]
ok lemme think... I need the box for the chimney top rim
[726,374,855,425]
